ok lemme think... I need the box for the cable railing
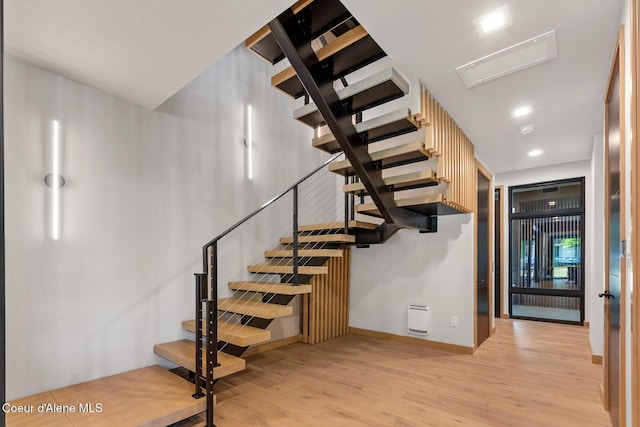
[192,152,354,425]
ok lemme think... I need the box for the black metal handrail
[202,152,342,251]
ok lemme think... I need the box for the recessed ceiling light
[473,6,513,38]
[528,149,542,157]
[520,124,536,135]
[511,106,532,118]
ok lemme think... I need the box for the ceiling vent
[456,30,557,88]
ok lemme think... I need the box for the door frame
[474,159,494,349]
[631,0,640,423]
[495,185,506,319]
[603,24,626,425]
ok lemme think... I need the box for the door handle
[598,290,615,299]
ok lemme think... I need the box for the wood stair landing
[272,25,386,99]
[329,141,431,176]
[248,263,328,275]
[355,194,462,217]
[218,298,294,318]
[182,319,271,347]
[312,109,420,153]
[294,67,409,128]
[343,169,438,195]
[154,340,246,379]
[229,281,312,295]
[7,366,207,427]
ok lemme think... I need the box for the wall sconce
[245,105,253,180]
[44,120,65,240]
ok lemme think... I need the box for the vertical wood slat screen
[419,88,475,213]
[302,249,350,344]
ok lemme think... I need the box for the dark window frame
[508,177,586,325]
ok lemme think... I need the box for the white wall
[494,160,595,341]
[5,45,325,400]
[350,214,475,348]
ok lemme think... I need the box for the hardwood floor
[173,319,610,426]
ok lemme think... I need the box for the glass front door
[509,179,585,324]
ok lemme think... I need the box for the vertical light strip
[247,105,253,180]
[52,120,60,240]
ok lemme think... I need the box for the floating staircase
[153,218,377,365]
[7,2,482,426]
[154,1,479,425]
[250,0,475,235]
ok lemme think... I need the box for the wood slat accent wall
[302,249,351,344]
[421,89,475,213]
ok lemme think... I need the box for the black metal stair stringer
[268,10,433,231]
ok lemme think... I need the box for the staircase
[153,0,478,426]
[250,0,476,227]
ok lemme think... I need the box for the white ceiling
[6,0,625,174]
[5,0,293,110]
[343,0,624,173]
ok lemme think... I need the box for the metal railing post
[206,299,217,427]
[351,175,357,220]
[192,273,206,399]
[210,241,219,367]
[344,175,349,233]
[293,185,299,286]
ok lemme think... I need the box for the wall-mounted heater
[408,305,429,336]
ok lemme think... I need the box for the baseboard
[490,326,497,336]
[500,313,510,319]
[599,383,607,409]
[243,335,299,358]
[588,340,603,365]
[584,321,590,328]
[348,327,474,354]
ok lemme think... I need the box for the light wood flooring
[174,318,611,427]
[7,366,205,427]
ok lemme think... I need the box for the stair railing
[192,152,345,426]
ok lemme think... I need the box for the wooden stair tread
[312,109,420,153]
[248,263,328,275]
[272,25,386,98]
[343,169,438,195]
[329,141,431,176]
[355,194,464,217]
[280,234,356,244]
[182,319,271,347]
[229,281,312,295]
[245,0,350,64]
[265,249,344,258]
[154,340,245,379]
[298,220,377,231]
[219,298,294,318]
[6,366,207,427]
[294,67,409,128]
